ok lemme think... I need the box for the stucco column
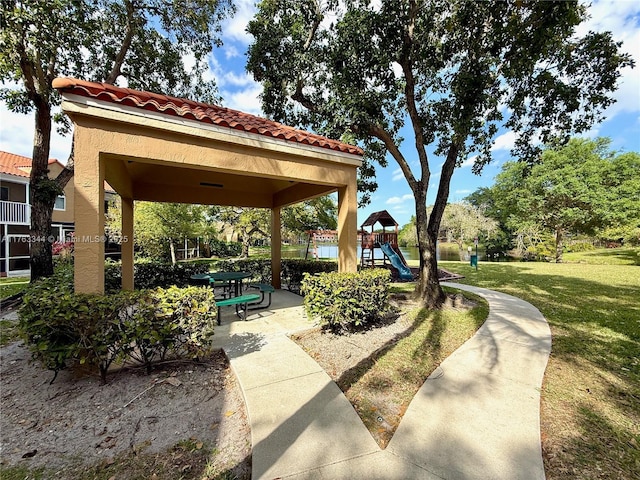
[121,196,134,290]
[338,176,358,273]
[74,133,105,293]
[271,206,282,289]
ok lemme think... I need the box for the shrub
[20,275,137,382]
[282,259,338,294]
[52,240,74,257]
[148,286,217,360]
[301,268,391,331]
[104,260,122,292]
[19,277,216,383]
[104,260,209,292]
[212,258,338,294]
[522,242,555,262]
[134,261,210,289]
[208,239,242,257]
[566,241,595,253]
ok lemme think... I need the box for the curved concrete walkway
[215,284,551,479]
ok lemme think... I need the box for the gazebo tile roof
[53,78,363,156]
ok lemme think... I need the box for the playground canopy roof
[360,210,398,229]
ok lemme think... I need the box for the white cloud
[461,155,477,168]
[392,167,404,181]
[386,194,413,205]
[221,83,264,115]
[391,61,403,79]
[391,205,410,215]
[577,1,640,119]
[491,131,516,152]
[220,71,257,88]
[455,189,471,195]
[223,45,241,60]
[221,0,257,45]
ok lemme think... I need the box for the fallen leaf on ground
[165,377,182,387]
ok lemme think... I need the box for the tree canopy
[247,0,633,306]
[478,138,640,262]
[439,203,498,259]
[218,196,338,256]
[106,199,217,264]
[0,0,234,280]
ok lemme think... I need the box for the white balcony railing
[0,200,31,225]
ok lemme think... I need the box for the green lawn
[563,247,640,266]
[0,276,30,300]
[440,258,639,480]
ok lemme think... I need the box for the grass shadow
[334,308,434,392]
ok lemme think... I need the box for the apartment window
[0,186,8,201]
[54,194,66,210]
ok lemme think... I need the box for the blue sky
[1,0,638,229]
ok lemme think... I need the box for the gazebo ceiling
[103,155,332,208]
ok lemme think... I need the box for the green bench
[215,293,261,325]
[248,283,275,310]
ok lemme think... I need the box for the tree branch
[16,25,37,98]
[105,0,137,84]
[367,123,419,192]
[55,141,74,189]
[291,79,319,112]
[33,49,47,93]
[290,1,323,112]
[399,0,430,186]
[429,142,459,237]
[303,0,323,51]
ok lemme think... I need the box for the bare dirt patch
[0,319,251,479]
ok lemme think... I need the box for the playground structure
[360,210,414,280]
[302,211,414,280]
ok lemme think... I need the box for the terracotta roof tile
[0,151,62,178]
[52,78,363,157]
[1,150,115,192]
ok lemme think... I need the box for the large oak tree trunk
[29,100,57,282]
[414,190,446,309]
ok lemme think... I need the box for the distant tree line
[465,138,640,262]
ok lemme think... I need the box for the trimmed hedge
[282,259,338,294]
[19,269,216,384]
[301,268,391,331]
[105,260,209,292]
[210,258,338,294]
[208,239,242,257]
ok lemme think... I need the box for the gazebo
[53,78,362,294]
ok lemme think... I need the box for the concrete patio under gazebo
[53,78,363,294]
